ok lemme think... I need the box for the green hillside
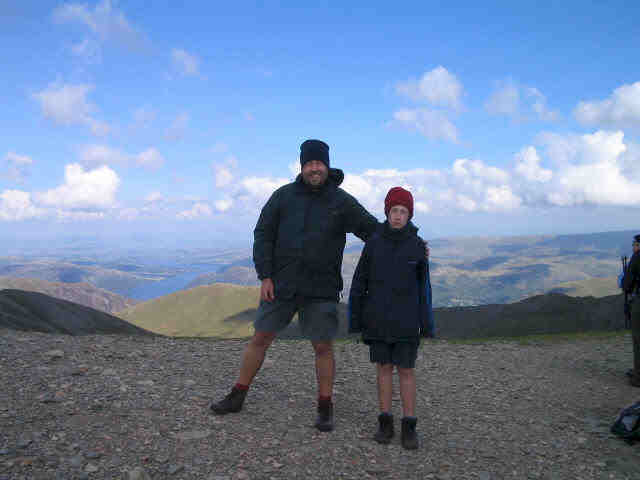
[548,276,620,298]
[118,283,261,337]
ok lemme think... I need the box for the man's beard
[303,170,328,188]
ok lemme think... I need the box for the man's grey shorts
[254,295,339,341]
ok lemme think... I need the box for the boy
[348,186,432,450]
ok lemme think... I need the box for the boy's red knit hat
[384,187,414,219]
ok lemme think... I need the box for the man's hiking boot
[210,387,247,415]
[631,375,640,388]
[315,402,334,432]
[373,412,394,444]
[401,417,419,450]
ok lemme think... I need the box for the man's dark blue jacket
[253,168,378,300]
[348,221,434,342]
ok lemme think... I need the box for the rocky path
[1,328,639,479]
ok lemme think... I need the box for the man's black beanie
[300,139,330,168]
[634,234,640,243]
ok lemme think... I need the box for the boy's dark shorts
[369,341,418,369]
[254,295,338,342]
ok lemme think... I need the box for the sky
[1,0,640,250]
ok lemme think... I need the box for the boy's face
[388,205,410,229]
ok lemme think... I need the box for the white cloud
[131,107,156,130]
[414,201,430,213]
[4,152,32,166]
[215,198,233,212]
[164,112,189,141]
[527,88,559,122]
[539,130,640,206]
[53,0,143,58]
[33,83,109,136]
[80,144,128,166]
[239,177,289,199]
[171,48,200,76]
[485,185,522,211]
[391,108,458,143]
[288,161,300,177]
[485,83,558,122]
[215,166,233,188]
[135,148,164,169]
[145,191,163,203]
[177,202,212,219]
[514,146,552,182]
[55,210,105,221]
[212,155,238,187]
[3,152,33,183]
[396,66,463,111]
[79,144,164,169]
[574,81,640,130]
[0,190,44,221]
[36,163,120,210]
[485,83,520,116]
[452,158,510,184]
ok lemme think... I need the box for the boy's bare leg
[377,364,394,412]
[398,367,416,417]
[312,341,335,397]
[236,331,277,386]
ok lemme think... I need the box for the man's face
[633,241,640,254]
[301,160,329,188]
[388,205,410,229]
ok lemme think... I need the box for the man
[211,139,427,431]
[623,234,640,388]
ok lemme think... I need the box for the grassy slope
[118,283,260,337]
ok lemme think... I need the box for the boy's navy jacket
[348,221,435,342]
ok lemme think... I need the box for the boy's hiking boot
[401,417,419,450]
[315,402,334,432]
[373,412,394,444]
[210,387,247,415]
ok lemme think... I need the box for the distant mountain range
[185,229,632,307]
[0,229,634,308]
[0,276,135,314]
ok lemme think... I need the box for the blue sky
[1,1,640,249]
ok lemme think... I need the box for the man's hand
[260,278,275,302]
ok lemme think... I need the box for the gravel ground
[1,328,639,480]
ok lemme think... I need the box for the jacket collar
[382,220,418,240]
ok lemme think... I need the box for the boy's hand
[260,278,275,302]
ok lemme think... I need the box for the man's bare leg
[312,341,335,397]
[210,331,276,414]
[312,340,335,431]
[237,331,277,386]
